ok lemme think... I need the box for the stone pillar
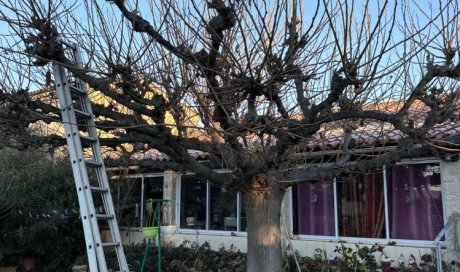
[280,188,294,252]
[440,161,460,270]
[162,170,177,227]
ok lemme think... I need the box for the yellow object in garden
[142,226,159,239]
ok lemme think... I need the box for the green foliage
[0,148,85,269]
[331,243,379,272]
[102,242,247,272]
[99,242,382,272]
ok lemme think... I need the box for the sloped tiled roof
[29,85,460,162]
[130,149,209,161]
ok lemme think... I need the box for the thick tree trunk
[242,174,284,272]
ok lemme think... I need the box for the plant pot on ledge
[186,216,197,226]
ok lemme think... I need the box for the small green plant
[185,205,197,217]
[357,244,379,271]
[332,243,380,272]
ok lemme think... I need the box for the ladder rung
[102,242,120,248]
[74,109,91,119]
[96,214,114,220]
[69,85,86,95]
[80,135,97,144]
[85,160,102,168]
[90,186,108,193]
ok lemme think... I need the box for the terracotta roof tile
[131,149,209,161]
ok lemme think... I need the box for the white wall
[120,228,247,251]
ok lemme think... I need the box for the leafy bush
[102,241,370,272]
[103,241,246,272]
[0,148,85,270]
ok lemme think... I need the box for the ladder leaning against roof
[52,40,129,272]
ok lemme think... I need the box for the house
[25,87,460,267]
[111,143,460,268]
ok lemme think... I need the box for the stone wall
[440,161,460,269]
[162,170,177,226]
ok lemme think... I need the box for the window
[144,176,163,200]
[388,163,443,240]
[294,181,335,236]
[209,185,237,231]
[114,177,142,228]
[112,174,164,228]
[179,175,245,232]
[180,175,207,229]
[293,162,444,241]
[337,171,385,238]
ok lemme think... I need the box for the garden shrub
[0,148,85,270]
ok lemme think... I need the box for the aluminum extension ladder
[52,42,129,272]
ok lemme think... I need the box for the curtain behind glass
[296,181,335,236]
[389,163,443,240]
[338,171,385,238]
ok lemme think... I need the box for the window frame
[293,159,444,246]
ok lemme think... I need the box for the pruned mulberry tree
[1,1,460,271]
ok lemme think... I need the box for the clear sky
[0,0,454,96]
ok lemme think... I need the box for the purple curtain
[389,164,443,240]
[296,181,335,236]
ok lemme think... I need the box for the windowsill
[119,225,177,235]
[177,228,247,237]
[294,234,443,248]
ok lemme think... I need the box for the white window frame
[294,159,444,247]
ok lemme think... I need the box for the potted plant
[327,252,340,271]
[378,245,393,272]
[185,205,197,226]
[409,254,418,271]
[420,254,433,271]
[314,248,323,261]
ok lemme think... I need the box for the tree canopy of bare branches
[1,1,460,271]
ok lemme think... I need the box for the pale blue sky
[0,0,455,96]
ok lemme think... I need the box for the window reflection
[180,176,206,229]
[388,163,443,240]
[209,185,237,230]
[293,163,444,241]
[180,175,245,232]
[240,198,247,232]
[295,181,335,236]
[114,177,142,228]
